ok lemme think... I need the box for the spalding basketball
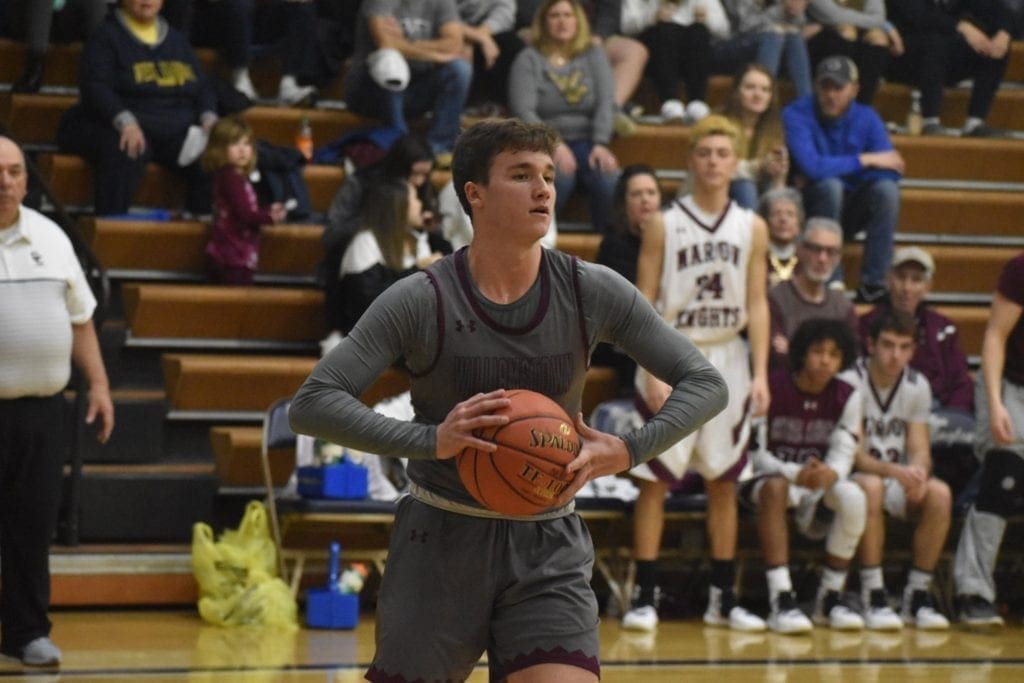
[456,389,580,516]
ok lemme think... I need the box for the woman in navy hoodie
[57,0,218,216]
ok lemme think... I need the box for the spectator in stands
[805,0,904,104]
[592,163,662,393]
[858,248,977,501]
[456,0,524,110]
[716,0,814,98]
[768,217,858,370]
[0,136,114,667]
[885,0,1013,138]
[721,63,789,209]
[619,0,727,123]
[200,115,287,285]
[321,135,440,337]
[954,251,1024,627]
[55,0,218,217]
[515,1,651,136]
[843,309,952,631]
[623,116,769,634]
[744,318,865,633]
[783,55,903,303]
[337,179,443,333]
[343,0,470,169]
[509,0,620,233]
[190,0,320,105]
[760,187,804,287]
[5,0,108,93]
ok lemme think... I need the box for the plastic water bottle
[906,90,923,136]
[295,116,313,161]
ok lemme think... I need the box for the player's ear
[464,180,483,209]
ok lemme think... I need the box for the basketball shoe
[813,589,865,630]
[901,589,949,630]
[703,586,766,631]
[767,590,812,634]
[622,586,660,632]
[862,589,903,630]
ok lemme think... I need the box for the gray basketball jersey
[406,247,590,507]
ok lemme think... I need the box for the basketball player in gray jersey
[290,119,728,681]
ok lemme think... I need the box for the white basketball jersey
[840,358,932,464]
[657,196,753,344]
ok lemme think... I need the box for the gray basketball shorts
[366,496,601,681]
[974,374,1024,460]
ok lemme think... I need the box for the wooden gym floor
[1,610,1022,681]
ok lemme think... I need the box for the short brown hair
[201,115,257,174]
[451,119,558,218]
[869,309,918,342]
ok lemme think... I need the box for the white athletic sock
[860,566,884,593]
[820,567,847,594]
[906,568,933,593]
[766,565,792,601]
[922,116,939,126]
[963,117,984,132]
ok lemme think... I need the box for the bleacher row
[3,35,1024,604]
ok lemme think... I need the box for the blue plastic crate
[305,589,359,629]
[297,460,369,500]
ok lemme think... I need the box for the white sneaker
[704,586,766,631]
[232,71,258,100]
[660,99,686,123]
[863,590,903,631]
[19,637,62,667]
[767,590,813,634]
[814,590,865,630]
[278,76,315,106]
[686,99,711,123]
[622,604,658,632]
[902,589,950,630]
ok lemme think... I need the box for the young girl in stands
[201,115,287,284]
[336,178,443,332]
[721,63,789,210]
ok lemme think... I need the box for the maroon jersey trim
[409,269,445,379]
[867,368,904,417]
[570,255,591,368]
[675,198,734,235]
[453,246,551,336]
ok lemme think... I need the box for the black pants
[57,106,211,216]
[888,31,1008,120]
[807,27,889,104]
[0,395,66,655]
[639,21,712,103]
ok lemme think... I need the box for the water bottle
[906,90,923,136]
[295,115,314,160]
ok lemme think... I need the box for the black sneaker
[958,594,1004,626]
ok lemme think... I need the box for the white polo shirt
[0,205,97,398]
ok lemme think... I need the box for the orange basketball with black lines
[456,390,580,516]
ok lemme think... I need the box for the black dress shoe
[12,54,45,94]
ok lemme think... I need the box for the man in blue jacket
[783,55,904,303]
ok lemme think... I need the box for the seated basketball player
[623,114,770,633]
[842,309,952,630]
[744,318,866,633]
[289,118,728,681]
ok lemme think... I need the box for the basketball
[456,390,581,516]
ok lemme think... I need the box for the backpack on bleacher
[253,140,313,221]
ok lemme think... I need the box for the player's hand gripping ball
[456,390,580,515]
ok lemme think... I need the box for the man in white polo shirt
[0,136,114,668]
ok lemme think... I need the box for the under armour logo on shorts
[410,529,429,543]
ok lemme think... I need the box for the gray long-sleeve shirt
[808,0,888,30]
[508,45,616,145]
[290,248,727,508]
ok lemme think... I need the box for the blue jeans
[803,177,899,288]
[755,31,813,98]
[729,178,759,210]
[555,140,620,233]
[345,59,472,154]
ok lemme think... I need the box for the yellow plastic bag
[197,570,298,629]
[191,500,297,628]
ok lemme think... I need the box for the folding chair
[260,396,295,582]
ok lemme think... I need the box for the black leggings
[639,21,712,103]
